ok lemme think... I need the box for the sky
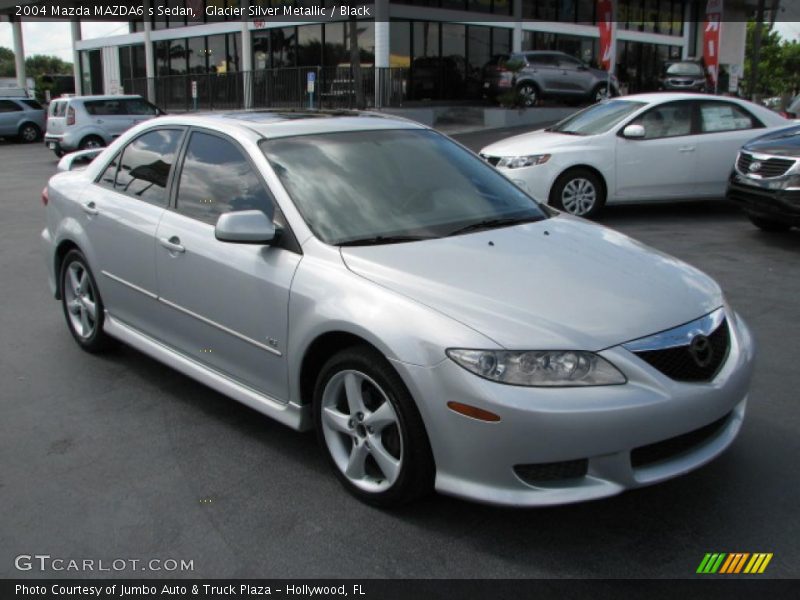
[2,20,800,63]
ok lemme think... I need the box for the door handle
[159,236,185,253]
[678,146,696,153]
[96,119,103,124]
[81,201,99,216]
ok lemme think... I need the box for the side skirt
[104,313,312,432]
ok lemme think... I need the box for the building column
[374,0,390,108]
[71,21,81,95]
[11,19,26,91]
[241,5,253,109]
[512,0,523,53]
[143,8,156,103]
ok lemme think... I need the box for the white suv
[44,95,163,157]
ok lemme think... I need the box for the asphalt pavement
[1,130,798,579]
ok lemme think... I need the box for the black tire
[79,135,105,150]
[59,249,113,353]
[53,148,65,158]
[313,345,435,507]
[517,81,539,107]
[550,168,606,218]
[748,214,791,232]
[18,122,40,143]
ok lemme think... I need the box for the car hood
[480,130,587,157]
[743,124,800,156]
[340,216,723,351]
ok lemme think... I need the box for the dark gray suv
[483,51,619,107]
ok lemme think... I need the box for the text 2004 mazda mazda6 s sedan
[41,111,754,507]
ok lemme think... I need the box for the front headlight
[496,154,551,169]
[446,349,626,387]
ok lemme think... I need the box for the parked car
[782,94,800,120]
[0,96,45,143]
[482,51,619,107]
[479,92,788,217]
[727,124,800,231]
[43,111,754,507]
[44,94,163,157]
[658,61,709,93]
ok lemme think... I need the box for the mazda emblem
[689,334,714,368]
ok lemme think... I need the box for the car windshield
[260,129,547,246]
[547,99,646,135]
[665,62,704,77]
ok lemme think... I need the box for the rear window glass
[22,99,43,110]
[84,100,125,115]
[124,98,157,115]
[49,101,67,117]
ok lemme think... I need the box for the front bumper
[392,310,754,506]
[727,175,800,226]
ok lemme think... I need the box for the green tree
[743,21,800,98]
[0,46,15,77]
[25,54,73,77]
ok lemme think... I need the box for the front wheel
[60,250,113,353]
[550,168,606,218]
[748,214,792,232]
[313,345,434,507]
[592,84,613,103]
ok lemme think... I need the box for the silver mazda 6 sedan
[41,111,754,507]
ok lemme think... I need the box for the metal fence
[123,67,408,113]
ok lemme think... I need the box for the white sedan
[480,92,789,217]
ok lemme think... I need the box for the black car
[727,124,800,231]
[658,61,709,93]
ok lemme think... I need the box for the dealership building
[61,0,752,110]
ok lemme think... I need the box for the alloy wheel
[561,178,597,216]
[320,370,404,493]
[519,84,537,107]
[20,125,38,143]
[63,261,98,340]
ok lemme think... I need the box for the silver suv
[483,51,619,107]
[0,97,46,143]
[44,95,163,157]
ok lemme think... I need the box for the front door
[615,100,698,200]
[154,129,302,401]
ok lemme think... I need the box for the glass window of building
[272,27,297,68]
[325,23,347,66]
[298,24,323,67]
[187,36,206,73]
[467,0,492,13]
[536,0,558,20]
[414,22,439,59]
[389,21,411,68]
[577,0,595,23]
[253,30,272,70]
[493,0,512,15]
[206,34,227,73]
[492,28,512,56]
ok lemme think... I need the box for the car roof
[67,95,144,102]
[151,110,427,139]
[620,92,747,103]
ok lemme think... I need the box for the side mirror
[622,124,646,139]
[215,210,278,245]
[56,148,103,172]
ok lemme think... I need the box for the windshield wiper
[446,215,543,237]
[337,235,431,247]
[545,129,584,135]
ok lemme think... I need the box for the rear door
[154,129,302,400]
[691,100,768,196]
[0,99,23,136]
[525,53,560,93]
[555,55,594,95]
[46,100,67,137]
[80,127,185,335]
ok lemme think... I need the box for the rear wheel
[313,345,434,507]
[79,135,104,150]
[18,122,40,143]
[517,82,539,107]
[550,168,606,218]
[748,214,791,232]
[59,250,113,353]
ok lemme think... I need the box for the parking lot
[1,131,798,579]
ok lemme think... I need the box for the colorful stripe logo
[696,553,773,574]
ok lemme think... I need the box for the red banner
[597,0,615,72]
[704,0,723,91]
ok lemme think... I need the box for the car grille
[480,154,501,167]
[737,152,795,178]
[631,412,731,468]
[634,319,730,382]
[514,459,588,484]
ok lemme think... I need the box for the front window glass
[261,129,546,246]
[176,131,275,225]
[547,99,646,135]
[114,129,183,206]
